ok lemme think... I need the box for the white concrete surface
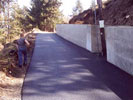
[106,26,133,75]
[56,24,101,53]
[56,24,133,76]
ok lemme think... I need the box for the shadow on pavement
[22,33,133,100]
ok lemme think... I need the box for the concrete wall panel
[56,24,133,75]
[106,26,133,75]
[56,24,101,53]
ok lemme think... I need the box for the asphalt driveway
[22,33,133,100]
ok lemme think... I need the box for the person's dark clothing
[17,38,26,49]
[17,38,27,67]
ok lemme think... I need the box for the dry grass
[0,33,37,100]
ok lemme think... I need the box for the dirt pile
[0,33,36,77]
[0,32,36,100]
[69,0,133,26]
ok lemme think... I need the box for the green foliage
[0,1,30,44]
[10,4,28,34]
[28,0,63,31]
[0,0,13,12]
[72,0,83,16]
[0,0,63,43]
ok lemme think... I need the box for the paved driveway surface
[22,33,133,100]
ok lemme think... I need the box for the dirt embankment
[69,0,133,26]
[0,33,36,100]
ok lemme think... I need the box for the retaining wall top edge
[56,24,95,26]
[56,24,100,27]
[57,24,133,28]
[105,26,133,28]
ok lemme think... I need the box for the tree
[72,0,83,16]
[28,0,62,31]
[0,0,13,19]
[10,4,27,34]
[0,0,10,11]
[91,0,97,24]
[0,0,14,33]
[0,0,18,43]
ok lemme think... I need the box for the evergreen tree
[0,0,13,13]
[0,0,33,34]
[0,0,25,43]
[29,0,62,31]
[0,0,13,35]
[72,0,83,16]
[10,4,28,34]
[0,0,8,11]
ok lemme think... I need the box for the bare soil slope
[69,0,133,26]
[0,33,36,100]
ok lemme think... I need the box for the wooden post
[97,0,107,57]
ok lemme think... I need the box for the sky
[18,0,95,16]
[60,0,94,16]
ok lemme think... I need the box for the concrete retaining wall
[105,26,133,75]
[56,24,133,76]
[56,24,101,53]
